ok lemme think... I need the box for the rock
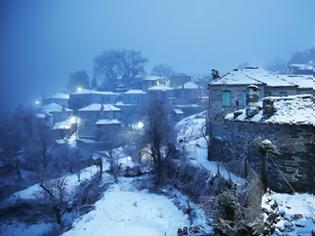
[278,210,286,217]
[271,201,278,210]
[294,221,305,228]
[284,221,295,232]
[292,214,303,220]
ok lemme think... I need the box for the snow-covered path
[187,137,246,185]
[63,178,191,236]
[176,112,245,185]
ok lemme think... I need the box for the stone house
[69,89,119,109]
[121,89,147,105]
[287,63,314,76]
[173,81,202,105]
[77,103,121,139]
[95,119,122,144]
[116,89,147,125]
[41,103,73,126]
[280,75,315,95]
[208,67,298,136]
[210,94,315,193]
[141,75,164,90]
[42,93,69,107]
[147,85,174,102]
[52,116,76,140]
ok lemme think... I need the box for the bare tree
[151,64,174,77]
[37,123,52,171]
[67,70,90,92]
[141,98,176,185]
[39,177,70,229]
[0,110,24,179]
[94,49,147,90]
[66,148,83,181]
[119,49,148,87]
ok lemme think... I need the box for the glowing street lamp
[135,121,144,130]
[35,100,40,105]
[69,116,77,124]
[77,86,82,92]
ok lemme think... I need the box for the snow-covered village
[1,1,315,236]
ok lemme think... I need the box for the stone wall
[209,121,315,193]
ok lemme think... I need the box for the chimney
[246,84,260,105]
[263,98,275,117]
[246,84,260,117]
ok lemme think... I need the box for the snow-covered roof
[289,63,314,71]
[144,75,163,81]
[53,117,73,130]
[46,93,70,100]
[41,103,72,113]
[280,75,315,90]
[210,69,263,86]
[226,95,315,126]
[95,119,121,125]
[35,113,46,119]
[210,67,296,87]
[79,103,121,112]
[115,102,136,107]
[177,81,199,89]
[72,89,118,96]
[124,89,146,95]
[173,109,184,115]
[148,85,173,91]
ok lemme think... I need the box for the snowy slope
[1,165,99,207]
[176,112,245,185]
[176,111,207,141]
[63,178,192,236]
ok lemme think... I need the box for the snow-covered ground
[187,137,245,185]
[262,192,315,235]
[176,112,245,185]
[1,165,99,208]
[63,177,211,236]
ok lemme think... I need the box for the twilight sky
[1,0,314,107]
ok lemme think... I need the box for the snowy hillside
[63,177,211,236]
[176,112,245,185]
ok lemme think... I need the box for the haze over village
[0,1,315,236]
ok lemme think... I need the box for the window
[222,90,232,107]
[279,91,287,96]
[240,91,247,106]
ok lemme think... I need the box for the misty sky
[1,0,314,107]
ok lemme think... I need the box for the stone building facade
[209,95,315,193]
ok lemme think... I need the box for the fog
[1,0,314,107]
